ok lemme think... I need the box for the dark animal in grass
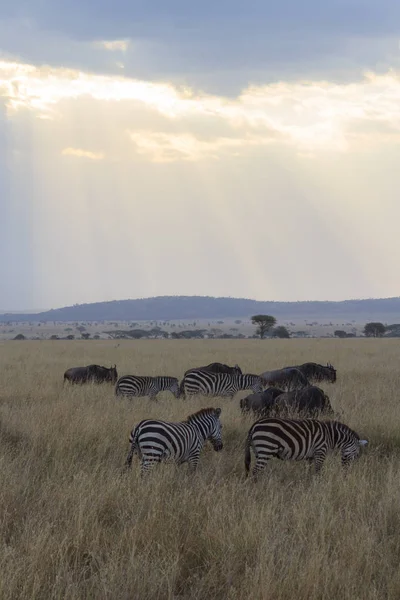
[63,364,118,384]
[183,362,242,377]
[289,362,337,383]
[240,387,285,417]
[262,386,334,418]
[260,367,309,391]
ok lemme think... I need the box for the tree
[334,330,348,338]
[251,314,277,339]
[272,326,290,339]
[81,332,91,339]
[363,322,386,338]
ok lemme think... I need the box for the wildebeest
[288,362,337,383]
[260,367,309,390]
[240,387,285,417]
[261,386,334,418]
[63,364,118,384]
[183,362,242,377]
[180,362,242,397]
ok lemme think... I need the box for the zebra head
[207,407,223,451]
[339,428,368,467]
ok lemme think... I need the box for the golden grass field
[1,338,400,599]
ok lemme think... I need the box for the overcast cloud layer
[0,2,399,310]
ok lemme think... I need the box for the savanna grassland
[1,339,400,599]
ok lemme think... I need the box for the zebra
[244,417,368,479]
[180,372,264,399]
[115,375,180,400]
[179,363,242,397]
[124,407,223,475]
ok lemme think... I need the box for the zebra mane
[186,407,220,422]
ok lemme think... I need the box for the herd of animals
[63,360,369,479]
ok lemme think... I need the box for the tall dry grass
[1,339,400,599]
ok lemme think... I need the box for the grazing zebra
[124,407,223,475]
[181,372,264,399]
[179,362,242,396]
[245,418,368,479]
[115,375,180,400]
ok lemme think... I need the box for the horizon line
[2,294,400,315]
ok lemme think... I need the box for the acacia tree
[251,314,277,339]
[363,322,386,337]
[334,330,348,338]
[272,325,290,339]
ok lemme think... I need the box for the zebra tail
[129,425,140,450]
[124,426,140,469]
[244,429,253,476]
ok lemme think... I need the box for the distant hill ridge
[1,295,400,322]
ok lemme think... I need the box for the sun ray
[1,58,400,305]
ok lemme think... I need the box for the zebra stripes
[181,372,264,398]
[115,375,180,400]
[245,418,368,478]
[124,407,223,475]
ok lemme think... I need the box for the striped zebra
[115,375,180,400]
[181,372,264,399]
[124,407,223,475]
[245,418,368,479]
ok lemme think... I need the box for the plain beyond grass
[0,339,400,600]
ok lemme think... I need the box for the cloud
[94,39,129,52]
[62,147,105,160]
[2,3,400,95]
[128,131,277,162]
[1,59,400,160]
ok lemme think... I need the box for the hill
[0,295,400,323]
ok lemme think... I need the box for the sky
[1,2,400,310]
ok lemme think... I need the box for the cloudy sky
[1,1,400,310]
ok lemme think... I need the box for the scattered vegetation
[364,322,386,337]
[251,314,277,338]
[271,325,290,338]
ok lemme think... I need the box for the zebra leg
[187,452,200,472]
[251,456,272,481]
[124,444,136,469]
[140,457,159,477]
[313,450,327,473]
